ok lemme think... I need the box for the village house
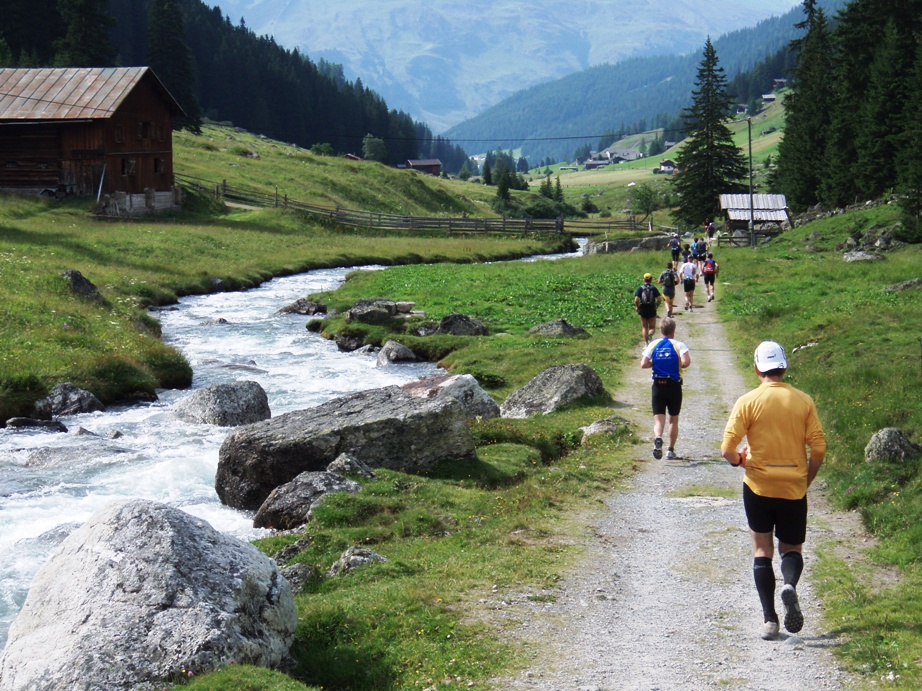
[0,66,183,211]
[658,159,677,174]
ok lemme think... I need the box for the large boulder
[327,452,378,479]
[436,313,488,336]
[276,297,326,315]
[172,380,271,426]
[0,499,296,691]
[253,471,362,530]
[584,235,671,254]
[500,364,606,419]
[4,418,68,433]
[865,428,922,464]
[528,319,589,337]
[216,386,476,510]
[376,340,418,366]
[326,546,387,578]
[346,299,398,325]
[32,383,104,419]
[401,373,500,420]
[61,269,106,304]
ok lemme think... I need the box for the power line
[1,87,691,149]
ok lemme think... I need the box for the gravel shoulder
[487,299,871,690]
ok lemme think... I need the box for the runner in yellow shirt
[721,341,826,640]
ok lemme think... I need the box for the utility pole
[748,117,755,248]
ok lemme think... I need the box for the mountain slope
[445,0,847,162]
[208,0,801,132]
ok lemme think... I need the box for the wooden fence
[174,173,651,237]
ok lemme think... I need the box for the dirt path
[487,300,868,690]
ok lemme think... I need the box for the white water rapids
[0,265,444,649]
[0,242,583,650]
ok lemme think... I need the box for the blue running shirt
[651,338,681,381]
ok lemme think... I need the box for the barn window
[154,158,166,174]
[155,124,166,142]
[121,158,136,176]
[114,125,125,143]
[137,121,152,140]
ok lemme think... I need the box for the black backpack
[639,283,656,306]
[661,270,676,288]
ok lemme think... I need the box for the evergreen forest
[0,0,472,173]
[772,0,922,241]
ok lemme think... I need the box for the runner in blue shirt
[640,317,691,460]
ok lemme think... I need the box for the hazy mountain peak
[211,0,801,131]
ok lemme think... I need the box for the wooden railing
[175,174,566,234]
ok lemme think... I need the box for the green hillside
[445,0,844,164]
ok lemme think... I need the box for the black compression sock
[753,556,777,622]
[780,551,804,587]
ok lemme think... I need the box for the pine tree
[672,38,747,226]
[773,1,833,210]
[854,19,908,200]
[896,39,922,243]
[53,0,116,67]
[147,0,202,132]
[482,160,493,186]
[554,176,564,202]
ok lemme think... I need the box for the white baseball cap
[754,341,788,373]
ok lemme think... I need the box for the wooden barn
[0,67,184,202]
[406,159,442,176]
[719,193,793,232]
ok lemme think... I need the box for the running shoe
[781,584,804,633]
[665,449,677,460]
[761,620,780,640]
[653,436,663,460]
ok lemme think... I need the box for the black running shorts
[743,483,808,545]
[683,278,696,292]
[651,379,682,416]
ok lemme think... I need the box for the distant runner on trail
[702,252,719,302]
[679,255,698,311]
[668,233,681,267]
[721,341,826,641]
[633,273,662,344]
[658,262,679,318]
[640,317,690,461]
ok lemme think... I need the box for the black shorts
[671,249,680,261]
[683,278,696,292]
[703,274,715,285]
[651,379,682,416]
[662,286,675,298]
[743,483,807,545]
[638,307,657,319]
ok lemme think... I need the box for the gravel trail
[487,300,868,690]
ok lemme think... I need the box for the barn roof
[0,67,184,122]
[719,193,791,223]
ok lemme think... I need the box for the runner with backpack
[702,252,719,302]
[634,273,662,344]
[668,233,681,268]
[658,262,679,318]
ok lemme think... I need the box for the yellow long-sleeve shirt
[721,381,826,500]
